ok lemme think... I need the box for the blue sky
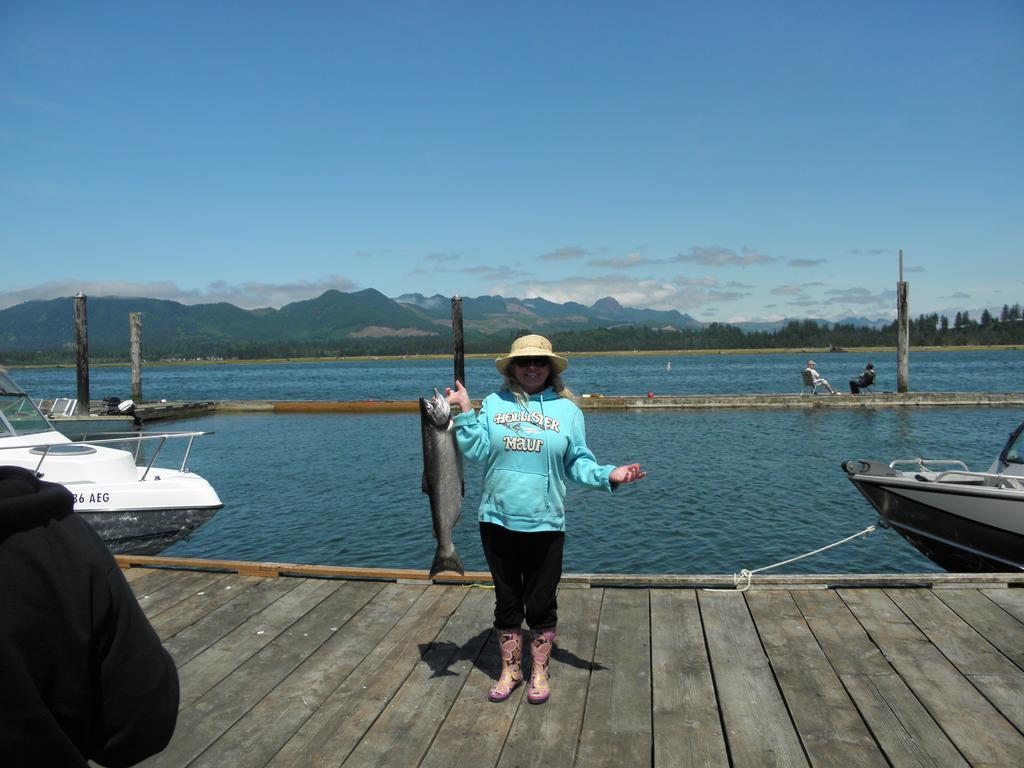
[2,1,1021,323]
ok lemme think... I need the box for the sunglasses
[515,356,551,367]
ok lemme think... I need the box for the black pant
[480,522,564,630]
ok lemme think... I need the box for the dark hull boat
[842,422,1024,572]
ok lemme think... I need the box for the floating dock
[119,556,1024,767]
[43,392,1024,430]
[215,390,1024,414]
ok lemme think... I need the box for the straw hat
[495,334,568,375]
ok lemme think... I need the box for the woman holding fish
[446,334,645,705]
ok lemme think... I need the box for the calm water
[7,351,1023,574]
[9,348,1024,401]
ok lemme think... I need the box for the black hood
[0,466,75,540]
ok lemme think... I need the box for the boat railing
[890,458,1024,489]
[83,431,212,479]
[3,431,214,480]
[890,458,971,472]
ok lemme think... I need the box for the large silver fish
[420,388,465,576]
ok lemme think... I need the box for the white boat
[842,421,1024,571]
[0,369,223,554]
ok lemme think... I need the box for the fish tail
[429,546,464,577]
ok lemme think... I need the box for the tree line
[2,305,1022,365]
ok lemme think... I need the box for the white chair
[801,368,826,394]
[49,397,78,416]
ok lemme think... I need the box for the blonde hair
[500,370,576,408]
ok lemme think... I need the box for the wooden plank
[839,588,1024,765]
[176,578,342,709]
[129,567,192,603]
[341,587,494,767]
[116,553,492,583]
[134,570,234,620]
[793,589,968,768]
[575,588,653,767]
[933,588,1024,671]
[699,590,808,767]
[267,585,469,768]
[162,576,302,667]
[886,588,1024,732]
[149,573,263,639]
[189,583,420,768]
[419,623,511,768]
[983,586,1024,624]
[117,556,1024,588]
[145,580,379,768]
[123,565,160,583]
[496,587,604,768]
[650,589,727,768]
[746,591,887,767]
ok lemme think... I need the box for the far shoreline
[5,344,1020,370]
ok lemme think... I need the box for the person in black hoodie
[0,466,179,767]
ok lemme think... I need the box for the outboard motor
[103,396,140,425]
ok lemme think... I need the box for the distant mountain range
[0,289,889,356]
[729,316,892,333]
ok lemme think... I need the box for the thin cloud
[424,252,461,263]
[846,248,890,256]
[788,258,827,267]
[538,246,588,262]
[943,291,971,299]
[771,284,803,296]
[823,287,895,308]
[905,265,925,273]
[673,245,775,267]
[673,275,720,288]
[587,252,663,269]
[460,264,529,280]
[501,274,746,312]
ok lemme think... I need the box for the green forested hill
[1,291,1021,363]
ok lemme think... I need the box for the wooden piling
[73,293,89,414]
[451,295,465,387]
[897,249,909,393]
[130,311,143,403]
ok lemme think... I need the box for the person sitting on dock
[804,360,838,394]
[0,466,179,768]
[849,362,876,395]
[446,334,645,706]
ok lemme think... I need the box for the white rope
[708,524,877,592]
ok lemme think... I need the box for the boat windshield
[1003,423,1024,466]
[0,393,53,436]
[0,370,54,437]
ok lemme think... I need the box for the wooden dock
[211,390,1024,415]
[121,558,1024,768]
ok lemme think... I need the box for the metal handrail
[0,431,213,478]
[888,458,1024,489]
[889,458,970,471]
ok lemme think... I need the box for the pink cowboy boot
[488,628,523,702]
[527,628,556,704]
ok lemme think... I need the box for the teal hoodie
[452,388,615,532]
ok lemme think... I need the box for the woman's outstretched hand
[609,463,646,484]
[445,379,471,414]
